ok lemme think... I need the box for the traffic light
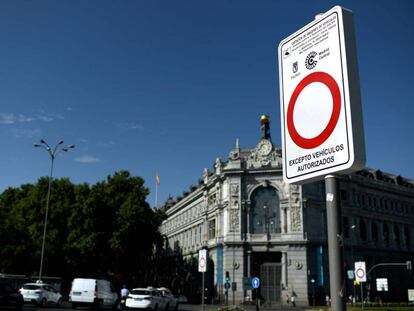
[225,271,230,282]
[310,275,317,284]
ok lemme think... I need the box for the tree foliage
[0,170,164,288]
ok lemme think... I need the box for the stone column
[282,251,288,288]
[245,201,251,236]
[280,199,289,234]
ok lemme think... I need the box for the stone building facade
[159,116,414,306]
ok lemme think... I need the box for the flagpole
[155,172,159,208]
[155,181,158,208]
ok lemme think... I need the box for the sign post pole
[360,283,364,311]
[251,277,260,311]
[199,249,207,311]
[202,272,205,311]
[325,175,345,311]
[255,288,259,311]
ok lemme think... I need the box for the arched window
[250,187,280,234]
[383,224,389,245]
[394,225,400,246]
[359,219,367,241]
[371,222,378,243]
[404,226,411,246]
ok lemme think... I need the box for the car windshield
[131,290,151,295]
[23,284,41,290]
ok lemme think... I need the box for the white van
[69,278,118,309]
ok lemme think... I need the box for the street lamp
[34,139,75,282]
[351,224,356,303]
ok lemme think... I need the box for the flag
[155,175,160,185]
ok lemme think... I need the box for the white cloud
[117,122,144,130]
[10,128,42,138]
[75,155,101,163]
[0,113,16,124]
[0,112,64,124]
[35,114,54,122]
[17,114,35,122]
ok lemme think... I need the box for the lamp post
[351,224,356,303]
[34,139,75,282]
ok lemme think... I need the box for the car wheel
[165,303,169,311]
[72,303,78,309]
[56,298,62,308]
[39,298,47,308]
[154,304,159,311]
[112,300,119,310]
[174,303,179,311]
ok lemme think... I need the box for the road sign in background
[198,249,207,272]
[243,277,252,290]
[408,289,414,302]
[354,261,366,282]
[278,6,365,184]
[252,277,260,289]
[376,278,388,292]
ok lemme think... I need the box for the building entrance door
[260,263,282,306]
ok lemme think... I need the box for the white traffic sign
[278,6,365,184]
[376,278,388,292]
[198,249,207,272]
[408,289,414,302]
[354,261,366,282]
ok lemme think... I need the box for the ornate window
[250,187,281,234]
[359,219,367,241]
[208,219,216,240]
[343,217,349,239]
[404,226,411,246]
[394,225,400,246]
[371,222,378,243]
[383,224,389,245]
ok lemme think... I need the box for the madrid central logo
[305,51,318,70]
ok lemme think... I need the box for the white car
[125,288,166,310]
[20,282,62,307]
[158,288,178,310]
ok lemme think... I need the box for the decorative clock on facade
[257,139,272,156]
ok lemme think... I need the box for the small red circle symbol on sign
[287,71,341,149]
[200,257,206,268]
[356,268,365,278]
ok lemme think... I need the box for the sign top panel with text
[278,6,365,184]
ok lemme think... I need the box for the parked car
[19,282,62,307]
[0,280,23,310]
[125,288,166,310]
[69,278,118,309]
[158,288,178,310]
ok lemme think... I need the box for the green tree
[0,170,163,288]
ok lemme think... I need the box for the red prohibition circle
[199,257,205,268]
[287,71,341,149]
[356,268,365,278]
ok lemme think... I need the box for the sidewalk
[180,303,308,311]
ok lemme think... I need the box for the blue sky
[0,0,413,207]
